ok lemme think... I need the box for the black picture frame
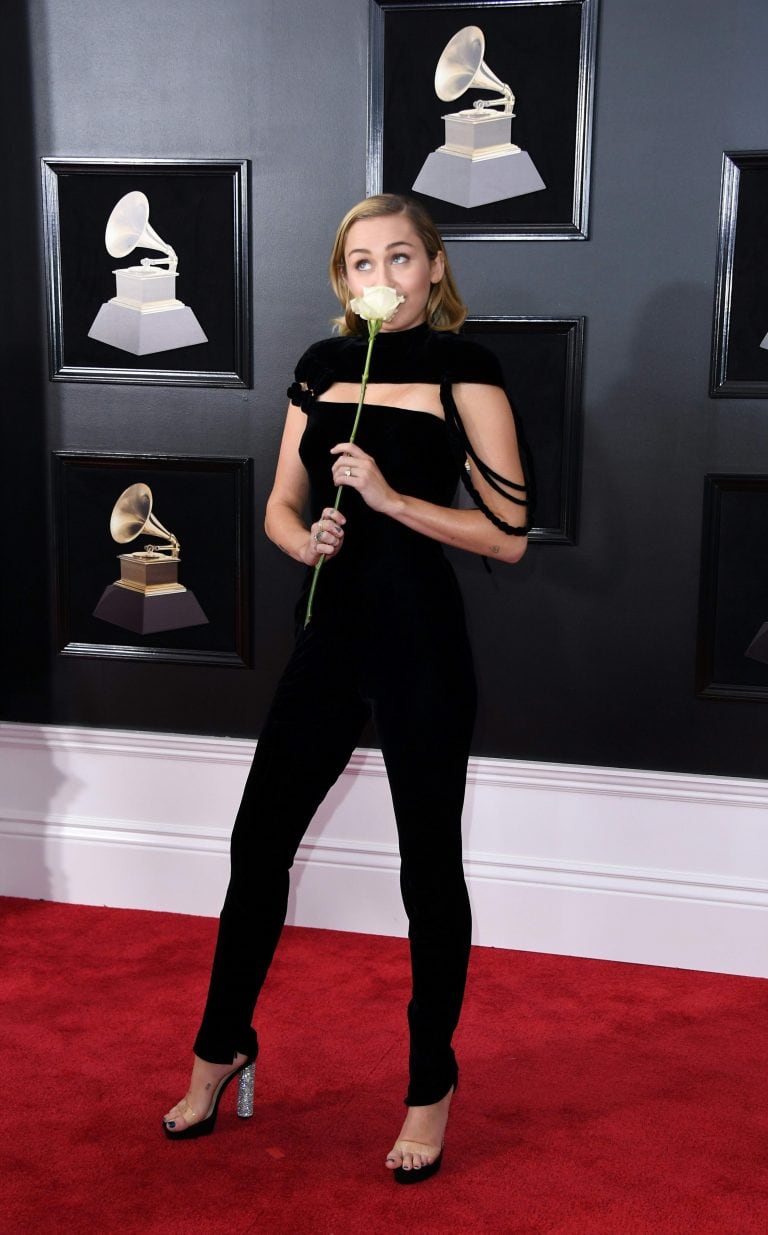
[368,0,598,240]
[710,151,768,397]
[696,474,768,701]
[52,453,252,667]
[461,317,583,542]
[41,158,250,386]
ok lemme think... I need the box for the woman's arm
[264,404,345,565]
[330,383,528,565]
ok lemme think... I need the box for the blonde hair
[329,194,467,336]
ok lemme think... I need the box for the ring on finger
[314,527,323,544]
[344,466,352,477]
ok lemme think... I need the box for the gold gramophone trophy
[412,26,546,208]
[88,191,208,356]
[93,483,208,634]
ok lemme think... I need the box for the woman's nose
[371,262,396,286]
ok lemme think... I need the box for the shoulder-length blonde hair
[329,194,467,336]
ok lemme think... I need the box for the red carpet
[3,897,768,1234]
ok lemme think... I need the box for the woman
[163,193,531,1182]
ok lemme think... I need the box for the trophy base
[116,551,183,592]
[88,300,208,356]
[745,620,768,664]
[93,583,209,634]
[412,148,545,208]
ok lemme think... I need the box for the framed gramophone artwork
[41,158,250,386]
[697,474,768,702]
[367,0,598,240]
[710,151,768,396]
[461,317,584,543]
[52,453,252,667]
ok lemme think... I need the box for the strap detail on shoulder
[440,378,534,537]
[287,380,313,412]
[289,340,340,412]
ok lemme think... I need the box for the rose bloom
[349,285,404,323]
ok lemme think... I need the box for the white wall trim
[2,722,767,977]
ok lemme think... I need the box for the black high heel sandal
[163,1034,258,1141]
[392,1069,458,1185]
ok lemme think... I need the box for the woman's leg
[193,624,370,1064]
[372,628,476,1108]
[374,628,475,1174]
[164,626,370,1131]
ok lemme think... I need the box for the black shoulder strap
[440,380,534,537]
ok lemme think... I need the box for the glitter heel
[163,1036,258,1141]
[236,1061,255,1118]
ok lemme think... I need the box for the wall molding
[2,722,767,977]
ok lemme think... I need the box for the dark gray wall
[3,0,768,778]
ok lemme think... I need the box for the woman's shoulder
[430,330,505,387]
[294,333,363,381]
[288,333,366,408]
[291,326,505,389]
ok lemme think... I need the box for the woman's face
[342,214,444,332]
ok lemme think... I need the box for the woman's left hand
[330,442,399,515]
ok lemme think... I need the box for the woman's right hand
[300,506,346,565]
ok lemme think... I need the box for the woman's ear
[430,250,445,284]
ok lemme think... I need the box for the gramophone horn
[109,482,176,548]
[434,25,509,103]
[104,191,176,265]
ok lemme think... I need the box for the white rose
[349,285,405,322]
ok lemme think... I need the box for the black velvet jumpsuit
[194,321,525,1105]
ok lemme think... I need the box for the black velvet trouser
[193,607,476,1106]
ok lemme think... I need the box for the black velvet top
[291,319,506,392]
[286,322,530,628]
[288,321,531,537]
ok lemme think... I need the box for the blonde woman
[163,194,531,1183]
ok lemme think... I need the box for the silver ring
[344,467,352,477]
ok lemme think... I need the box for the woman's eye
[391,253,408,265]
[353,258,372,271]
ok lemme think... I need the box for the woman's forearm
[384,491,527,565]
[264,497,317,565]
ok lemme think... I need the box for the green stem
[303,319,382,628]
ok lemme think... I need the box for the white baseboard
[2,722,767,977]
